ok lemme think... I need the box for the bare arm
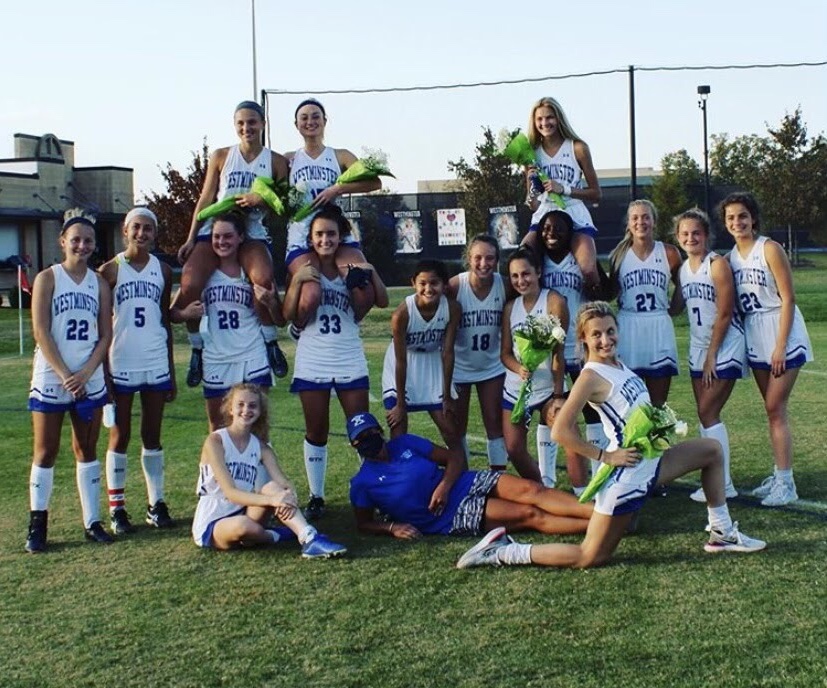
[441,300,461,408]
[281,262,319,322]
[386,303,410,430]
[500,301,522,375]
[202,434,286,509]
[30,269,71,381]
[160,263,177,401]
[765,239,797,377]
[353,506,421,540]
[178,148,228,262]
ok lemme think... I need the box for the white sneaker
[761,479,798,507]
[751,475,776,499]
[690,485,738,503]
[456,527,512,569]
[704,522,766,553]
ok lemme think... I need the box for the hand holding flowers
[510,314,566,424]
[497,129,565,210]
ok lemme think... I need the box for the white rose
[294,180,309,194]
[674,421,688,437]
[552,326,567,342]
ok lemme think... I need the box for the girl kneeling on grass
[192,383,346,558]
[457,301,766,570]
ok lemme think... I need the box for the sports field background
[0,257,825,687]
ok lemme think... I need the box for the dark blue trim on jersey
[382,395,442,412]
[631,362,679,379]
[501,393,552,416]
[203,372,272,399]
[608,461,662,516]
[689,365,744,380]
[287,239,360,266]
[748,349,809,371]
[28,394,107,416]
[290,375,369,393]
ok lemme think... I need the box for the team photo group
[25,96,814,570]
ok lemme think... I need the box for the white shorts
[617,311,678,377]
[382,346,456,411]
[594,457,662,516]
[202,354,272,399]
[197,213,269,241]
[285,217,359,264]
[111,366,173,393]
[29,366,107,409]
[743,307,813,370]
[688,327,747,379]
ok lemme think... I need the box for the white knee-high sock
[700,423,734,491]
[497,543,533,565]
[29,465,54,511]
[536,424,557,488]
[487,437,507,468]
[105,451,127,513]
[261,325,277,343]
[586,423,609,476]
[707,504,733,533]
[141,447,165,505]
[76,460,102,528]
[304,440,328,499]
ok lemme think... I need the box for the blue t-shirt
[349,434,476,535]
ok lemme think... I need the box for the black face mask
[357,433,384,459]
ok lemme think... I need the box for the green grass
[1,261,826,687]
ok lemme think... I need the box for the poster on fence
[437,208,466,246]
[489,205,519,249]
[343,210,362,243]
[394,210,422,254]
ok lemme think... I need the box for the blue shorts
[290,376,369,394]
[28,394,108,422]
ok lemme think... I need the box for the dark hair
[294,98,327,121]
[234,100,265,120]
[719,192,761,233]
[508,245,543,273]
[307,204,352,245]
[463,233,500,267]
[412,259,449,284]
[212,212,246,237]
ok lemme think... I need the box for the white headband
[125,207,158,227]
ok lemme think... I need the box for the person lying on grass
[192,383,346,559]
[347,412,593,539]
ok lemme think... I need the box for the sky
[2,0,825,202]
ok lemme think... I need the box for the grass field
[1,257,826,687]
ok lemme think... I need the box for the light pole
[697,85,711,218]
[251,0,258,99]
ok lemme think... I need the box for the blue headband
[294,98,326,121]
[62,216,95,233]
[235,100,265,119]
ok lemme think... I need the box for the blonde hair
[527,97,582,149]
[672,207,712,248]
[575,301,618,359]
[220,383,270,441]
[608,199,659,279]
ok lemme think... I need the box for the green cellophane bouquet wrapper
[196,176,286,222]
[509,314,566,424]
[497,129,565,210]
[578,403,688,503]
[290,148,395,223]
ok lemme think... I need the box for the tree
[447,127,526,237]
[143,140,210,254]
[649,149,703,240]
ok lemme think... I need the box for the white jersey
[293,274,367,381]
[192,429,262,546]
[617,242,671,314]
[532,139,595,231]
[202,268,264,365]
[289,146,342,202]
[33,265,101,376]
[680,253,743,350]
[109,253,167,373]
[542,252,582,366]
[453,272,505,384]
[728,236,783,314]
[504,289,553,407]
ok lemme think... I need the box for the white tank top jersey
[196,429,262,499]
[202,145,272,236]
[728,236,783,314]
[405,294,450,353]
[534,139,584,190]
[289,146,342,204]
[109,253,167,372]
[680,253,743,351]
[617,242,671,314]
[583,361,651,451]
[32,265,100,376]
[542,252,582,362]
[202,269,264,365]
[453,272,505,382]
[295,274,367,376]
[504,289,553,400]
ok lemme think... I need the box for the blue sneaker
[301,533,347,559]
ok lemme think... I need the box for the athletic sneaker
[266,339,289,378]
[146,500,175,528]
[703,522,766,553]
[761,479,798,507]
[689,485,738,503]
[751,474,776,499]
[186,348,203,388]
[345,265,373,290]
[25,510,48,553]
[305,496,326,521]
[84,521,114,544]
[456,527,512,569]
[301,533,347,559]
[110,508,135,535]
